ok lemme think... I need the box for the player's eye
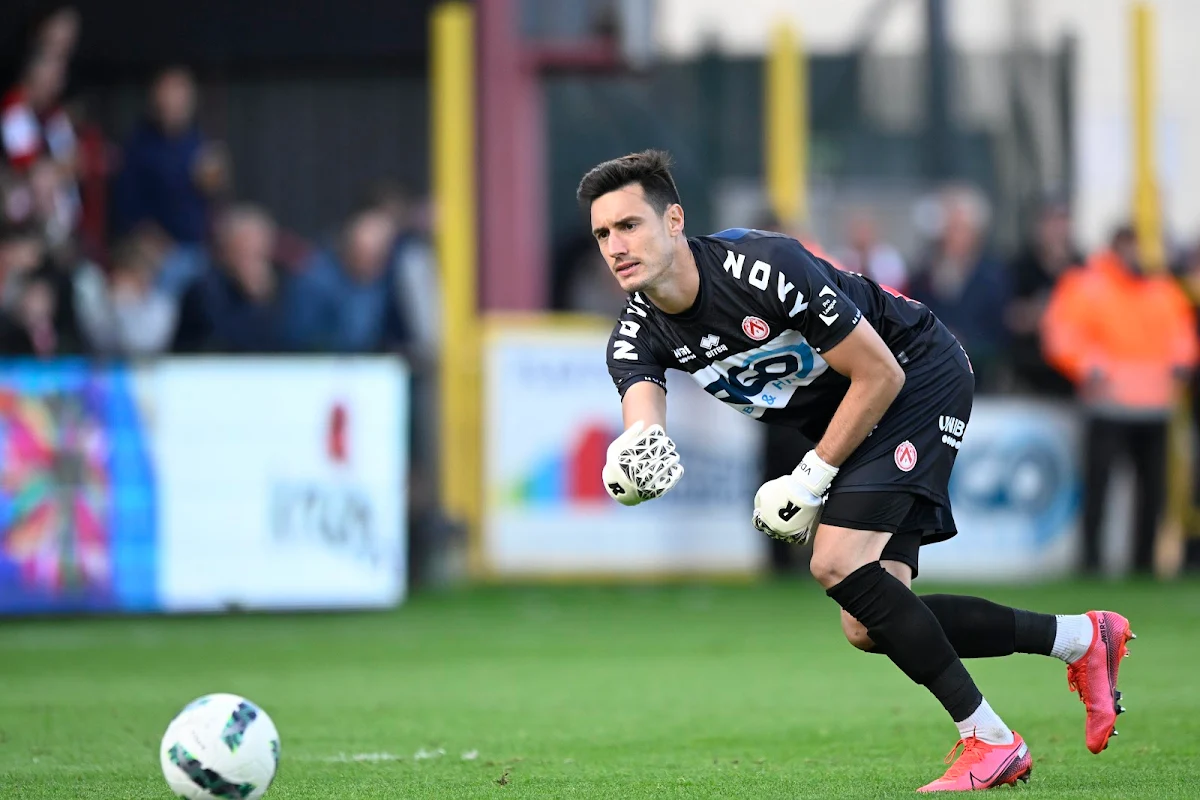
[622,221,637,231]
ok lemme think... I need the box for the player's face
[590,184,681,294]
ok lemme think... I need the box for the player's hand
[752,450,839,544]
[602,420,684,506]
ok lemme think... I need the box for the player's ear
[665,203,685,235]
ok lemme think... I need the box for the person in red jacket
[1,51,75,173]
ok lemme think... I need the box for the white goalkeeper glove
[602,420,684,506]
[752,449,839,544]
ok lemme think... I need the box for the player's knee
[840,609,876,652]
[809,553,854,589]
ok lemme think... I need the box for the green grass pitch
[2,578,1199,798]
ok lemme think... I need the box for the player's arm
[811,320,905,466]
[749,238,901,542]
[604,304,683,506]
[621,378,667,430]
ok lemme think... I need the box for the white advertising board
[483,323,766,577]
[154,358,409,610]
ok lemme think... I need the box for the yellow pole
[1130,2,1164,273]
[431,2,483,574]
[1130,2,1187,576]
[764,21,807,227]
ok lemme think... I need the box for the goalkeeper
[580,150,1133,793]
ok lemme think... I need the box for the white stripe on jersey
[687,329,830,418]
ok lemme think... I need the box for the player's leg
[841,530,1085,661]
[839,557,911,651]
[834,512,1133,758]
[811,522,1031,791]
[817,348,1031,789]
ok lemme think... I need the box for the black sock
[920,595,1015,657]
[827,563,983,722]
[920,595,1056,658]
[857,594,1058,659]
[1013,607,1057,656]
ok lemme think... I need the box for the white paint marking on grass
[461,750,479,761]
[413,747,446,760]
[320,752,404,763]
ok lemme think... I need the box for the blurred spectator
[362,180,455,586]
[287,206,409,353]
[75,233,176,357]
[366,180,441,358]
[2,50,75,174]
[1005,198,1082,396]
[172,204,292,353]
[836,208,908,293]
[0,166,35,225]
[113,66,230,246]
[908,186,1010,391]
[0,221,44,319]
[0,220,79,356]
[28,155,78,258]
[1042,225,1199,575]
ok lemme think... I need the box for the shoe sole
[918,757,1033,792]
[991,750,1033,788]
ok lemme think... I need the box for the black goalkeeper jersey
[605,228,961,442]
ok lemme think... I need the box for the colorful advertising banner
[0,358,408,614]
[0,361,156,613]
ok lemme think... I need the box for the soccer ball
[159,693,281,800]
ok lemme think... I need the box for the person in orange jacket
[1042,225,1199,574]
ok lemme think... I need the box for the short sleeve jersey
[606,228,959,442]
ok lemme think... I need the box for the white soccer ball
[159,693,281,800]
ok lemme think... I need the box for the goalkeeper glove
[602,420,684,506]
[752,449,839,544]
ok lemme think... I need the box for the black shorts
[821,344,974,550]
[821,492,948,579]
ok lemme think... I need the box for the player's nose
[605,233,627,258]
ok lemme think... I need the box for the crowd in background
[0,6,456,582]
[0,6,439,365]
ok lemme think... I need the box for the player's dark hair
[576,150,682,215]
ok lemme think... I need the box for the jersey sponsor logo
[894,440,918,472]
[722,249,808,317]
[672,345,696,364]
[619,319,641,338]
[939,415,967,437]
[700,334,727,358]
[741,315,771,341]
[939,414,966,450]
[691,330,828,415]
